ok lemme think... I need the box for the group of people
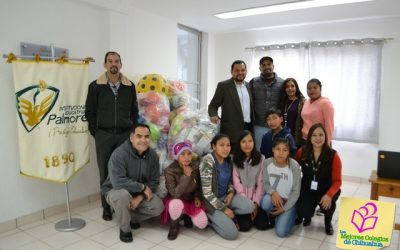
[207,57,341,236]
[84,51,341,244]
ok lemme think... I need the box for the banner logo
[351,202,378,233]
[16,80,59,132]
[336,197,395,250]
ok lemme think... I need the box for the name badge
[311,181,318,190]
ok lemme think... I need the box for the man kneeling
[101,123,164,242]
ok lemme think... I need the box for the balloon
[136,73,168,95]
[147,122,160,142]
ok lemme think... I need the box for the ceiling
[128,0,400,33]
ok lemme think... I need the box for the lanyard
[283,99,296,127]
[311,157,321,181]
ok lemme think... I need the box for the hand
[224,207,235,219]
[250,203,258,221]
[271,192,284,208]
[129,195,143,210]
[270,206,284,216]
[194,197,202,208]
[143,185,153,201]
[183,165,193,176]
[210,116,220,124]
[224,193,234,207]
[319,194,332,210]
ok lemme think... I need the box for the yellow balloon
[136,74,168,95]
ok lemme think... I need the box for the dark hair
[210,133,231,162]
[272,137,291,161]
[104,51,122,64]
[259,56,273,65]
[230,60,247,71]
[131,123,150,134]
[265,107,282,120]
[307,78,322,89]
[301,123,330,162]
[273,137,290,148]
[210,133,230,147]
[278,78,305,109]
[233,130,262,169]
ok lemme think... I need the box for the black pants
[297,189,341,225]
[235,207,270,232]
[94,129,130,187]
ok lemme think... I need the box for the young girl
[295,123,342,235]
[232,130,269,231]
[260,138,301,237]
[301,78,334,144]
[161,141,207,240]
[200,134,255,240]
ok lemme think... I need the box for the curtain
[249,38,384,143]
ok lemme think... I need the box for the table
[369,170,400,230]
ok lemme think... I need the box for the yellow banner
[336,197,395,250]
[12,60,90,183]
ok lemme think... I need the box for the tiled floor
[1,181,399,250]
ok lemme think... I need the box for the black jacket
[85,73,139,136]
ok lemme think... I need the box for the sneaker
[102,207,112,221]
[130,221,141,229]
[119,230,133,242]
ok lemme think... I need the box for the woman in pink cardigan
[232,130,269,231]
[301,79,334,145]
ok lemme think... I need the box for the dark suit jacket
[208,78,254,146]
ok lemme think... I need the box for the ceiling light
[214,0,374,19]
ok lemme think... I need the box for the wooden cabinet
[369,170,400,230]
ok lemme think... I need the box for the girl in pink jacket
[232,130,269,231]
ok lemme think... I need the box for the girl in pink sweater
[301,78,334,144]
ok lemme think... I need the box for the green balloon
[148,122,160,142]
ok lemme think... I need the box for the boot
[167,219,180,240]
[324,213,334,235]
[303,217,311,226]
[101,195,112,221]
[182,214,193,228]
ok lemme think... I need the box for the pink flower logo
[351,202,378,233]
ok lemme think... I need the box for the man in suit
[208,60,254,154]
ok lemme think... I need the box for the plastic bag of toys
[168,108,219,158]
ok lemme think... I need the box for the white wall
[0,0,178,222]
[211,16,400,179]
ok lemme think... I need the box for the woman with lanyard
[278,78,305,147]
[294,123,342,235]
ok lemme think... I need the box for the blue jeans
[254,125,270,151]
[260,194,296,237]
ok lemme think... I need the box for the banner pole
[55,182,86,232]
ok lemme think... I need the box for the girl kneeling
[260,138,301,237]
[200,134,255,240]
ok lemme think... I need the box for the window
[177,24,202,109]
[249,39,384,143]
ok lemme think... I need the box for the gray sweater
[101,139,160,195]
[263,158,301,212]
